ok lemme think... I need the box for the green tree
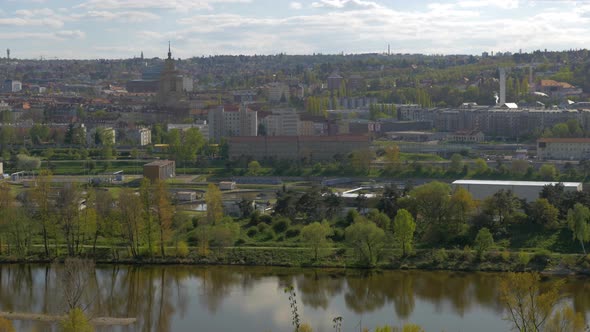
[60,308,93,332]
[205,183,224,224]
[301,221,333,260]
[474,227,493,258]
[567,203,590,254]
[449,153,463,174]
[528,198,559,229]
[539,164,558,180]
[247,160,262,175]
[393,209,416,256]
[119,188,143,258]
[154,180,174,257]
[473,158,489,175]
[406,181,453,243]
[345,217,386,266]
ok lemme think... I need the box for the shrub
[518,252,531,266]
[532,249,552,265]
[433,249,448,264]
[462,245,474,261]
[272,217,290,233]
[246,227,258,237]
[176,241,189,258]
[500,251,511,262]
[257,223,269,232]
[285,227,300,238]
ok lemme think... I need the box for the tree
[205,183,224,224]
[500,272,576,332]
[383,144,401,173]
[377,185,400,219]
[237,198,254,219]
[393,209,416,256]
[60,308,94,332]
[449,153,463,174]
[567,203,590,254]
[29,170,54,256]
[539,164,558,180]
[482,189,521,234]
[406,181,452,243]
[247,160,262,175]
[544,306,586,332]
[301,221,333,260]
[139,178,156,257]
[449,187,476,233]
[119,188,143,258]
[58,258,95,311]
[473,158,489,175]
[154,180,174,257]
[474,228,493,258]
[528,198,559,229]
[16,154,41,171]
[350,149,374,175]
[345,218,386,266]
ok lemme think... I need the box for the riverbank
[1,247,589,275]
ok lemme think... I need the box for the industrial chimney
[499,68,506,105]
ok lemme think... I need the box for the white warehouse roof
[452,180,582,188]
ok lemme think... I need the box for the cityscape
[1,1,590,332]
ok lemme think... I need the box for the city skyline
[1,0,590,59]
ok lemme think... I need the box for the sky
[1,0,590,59]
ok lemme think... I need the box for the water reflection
[0,265,587,332]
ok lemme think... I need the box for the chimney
[499,68,506,105]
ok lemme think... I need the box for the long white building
[452,180,582,201]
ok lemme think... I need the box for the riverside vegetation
[0,172,589,275]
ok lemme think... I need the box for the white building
[537,138,590,160]
[135,127,152,146]
[264,82,290,102]
[2,80,22,93]
[208,105,257,142]
[260,108,299,136]
[452,180,582,202]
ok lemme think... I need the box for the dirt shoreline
[0,311,136,325]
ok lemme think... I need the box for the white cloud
[0,16,63,28]
[54,30,86,39]
[76,0,252,12]
[77,10,160,22]
[289,2,303,10]
[311,0,383,9]
[0,30,84,41]
[457,0,520,9]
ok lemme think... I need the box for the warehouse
[143,160,176,182]
[452,180,582,201]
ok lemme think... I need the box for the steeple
[167,41,172,60]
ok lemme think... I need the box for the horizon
[2,0,590,60]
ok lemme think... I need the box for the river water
[0,264,588,332]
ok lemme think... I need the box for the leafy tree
[449,153,463,174]
[274,190,299,221]
[545,306,586,332]
[367,209,391,232]
[345,217,386,266]
[60,308,93,332]
[393,209,416,256]
[237,198,254,219]
[500,272,576,332]
[247,160,262,175]
[205,183,224,224]
[567,203,590,254]
[473,158,489,175]
[301,221,333,260]
[139,178,156,257]
[29,170,54,256]
[323,191,343,220]
[449,187,476,234]
[406,181,452,243]
[154,180,174,256]
[528,198,559,229]
[539,164,558,180]
[16,154,41,170]
[481,189,521,235]
[296,187,324,223]
[474,227,493,258]
[119,189,143,258]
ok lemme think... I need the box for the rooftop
[453,180,581,187]
[538,138,590,143]
[144,160,175,167]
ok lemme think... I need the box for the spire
[167,41,172,60]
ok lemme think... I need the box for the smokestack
[388,44,390,56]
[6,48,9,61]
[529,66,533,86]
[499,68,506,105]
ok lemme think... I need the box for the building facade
[143,160,176,181]
[208,105,257,142]
[537,138,590,160]
[453,180,582,202]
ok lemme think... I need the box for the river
[0,264,588,332]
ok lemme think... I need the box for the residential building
[537,138,590,160]
[452,180,582,201]
[259,108,299,136]
[2,80,22,93]
[446,130,485,143]
[133,127,152,146]
[219,181,237,190]
[208,105,257,142]
[538,80,582,99]
[264,82,290,102]
[167,121,210,140]
[143,160,176,181]
[327,72,343,91]
[87,127,116,146]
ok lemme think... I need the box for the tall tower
[6,48,9,61]
[499,68,506,105]
[140,51,144,60]
[167,41,172,60]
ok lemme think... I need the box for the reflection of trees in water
[295,270,344,310]
[0,265,588,332]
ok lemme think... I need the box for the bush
[176,241,189,258]
[285,227,300,238]
[462,245,474,261]
[257,223,269,232]
[433,249,448,264]
[532,249,552,265]
[500,251,511,262]
[271,217,290,233]
[246,227,258,237]
[518,252,531,266]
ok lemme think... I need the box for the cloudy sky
[0,0,589,59]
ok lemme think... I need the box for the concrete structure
[499,68,506,105]
[538,80,582,99]
[537,138,590,160]
[133,127,152,146]
[167,121,209,140]
[219,181,237,190]
[327,72,343,91]
[452,180,582,202]
[446,130,485,143]
[177,191,197,202]
[264,83,290,103]
[259,108,299,136]
[228,135,370,161]
[2,80,22,93]
[87,127,116,146]
[208,105,257,142]
[156,43,192,109]
[143,160,175,181]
